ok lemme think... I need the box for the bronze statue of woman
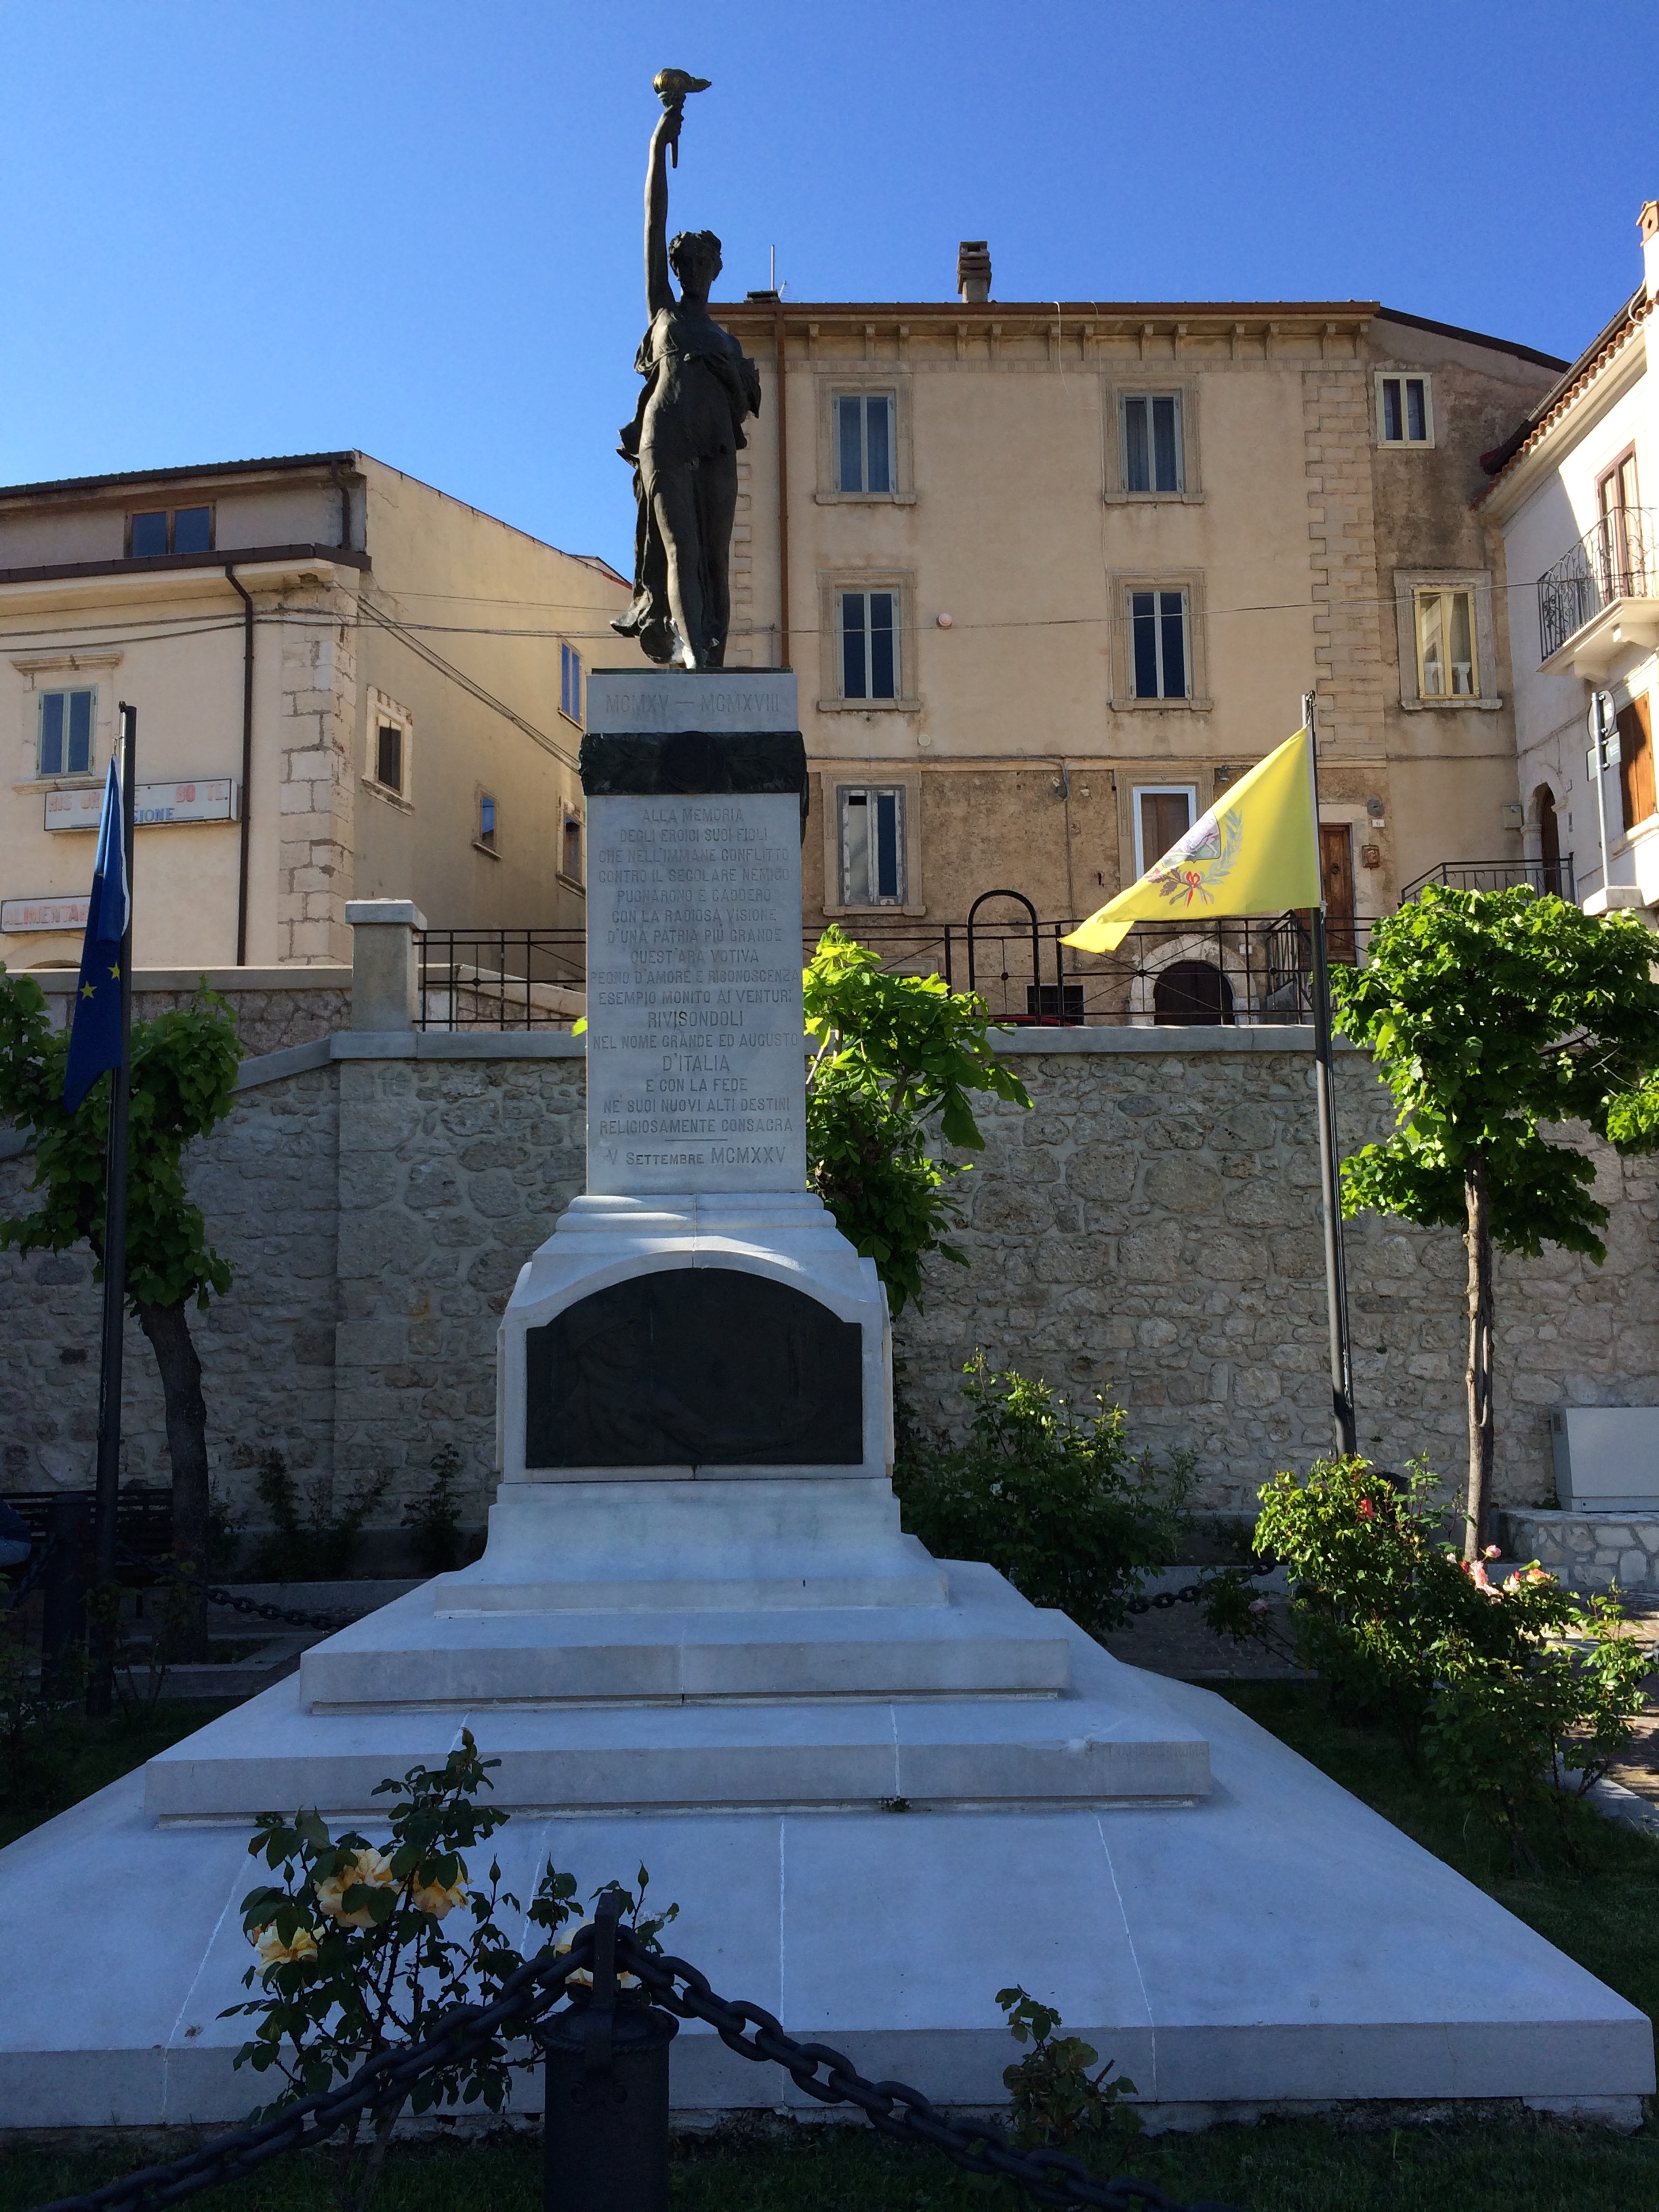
[611,75,761,671]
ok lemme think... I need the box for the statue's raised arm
[611,69,758,672]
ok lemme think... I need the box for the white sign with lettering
[44,780,237,832]
[1,896,91,933]
[583,791,806,1197]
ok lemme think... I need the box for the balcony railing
[1537,507,1658,661]
[414,911,1385,1034]
[1399,858,1576,901]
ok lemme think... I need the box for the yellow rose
[410,1875,468,1921]
[255,1923,319,1967]
[554,1919,638,1990]
[315,1847,398,1929]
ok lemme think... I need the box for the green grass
[6,2112,1659,2212]
[1,1698,240,1851]
[3,1682,1659,2209]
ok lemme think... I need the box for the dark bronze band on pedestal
[579,729,808,836]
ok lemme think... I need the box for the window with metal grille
[1130,590,1189,699]
[1377,375,1433,445]
[1414,588,1478,697]
[562,815,583,884]
[836,394,895,494]
[838,590,899,700]
[375,722,404,792]
[1122,394,1183,493]
[839,785,905,905]
[560,642,582,723]
[38,689,95,778]
[128,506,213,556]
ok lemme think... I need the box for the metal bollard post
[41,1491,91,1695]
[537,1891,679,2212]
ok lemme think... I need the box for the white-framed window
[476,793,497,851]
[128,504,213,556]
[375,720,405,791]
[836,392,895,494]
[1414,588,1479,698]
[561,813,583,886]
[37,688,96,778]
[838,784,906,905]
[1122,393,1183,494]
[560,642,582,724]
[838,588,899,701]
[1132,785,1197,876]
[1376,373,1433,447]
[1130,589,1189,699]
[365,690,413,801]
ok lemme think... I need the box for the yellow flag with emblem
[1061,726,1322,954]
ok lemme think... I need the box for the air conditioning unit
[1551,1407,1659,1513]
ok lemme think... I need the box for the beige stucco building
[0,451,631,975]
[716,260,1563,1004]
[1479,202,1659,916]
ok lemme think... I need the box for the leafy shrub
[227,1732,678,2212]
[997,1985,1138,2149]
[249,1452,392,1582]
[1206,1455,1650,1860]
[895,1356,1186,1635]
[401,1444,469,1576]
[803,926,1030,1313]
[228,1733,575,2212]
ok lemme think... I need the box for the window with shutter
[838,785,905,904]
[1122,394,1183,493]
[1618,695,1655,833]
[38,689,96,777]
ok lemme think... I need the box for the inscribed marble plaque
[585,790,805,1195]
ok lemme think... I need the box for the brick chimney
[956,240,991,304]
[1642,199,1659,304]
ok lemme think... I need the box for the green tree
[0,971,241,1603]
[803,925,1031,1311]
[1330,887,1659,1555]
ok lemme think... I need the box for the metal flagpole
[1302,689,1357,1458]
[87,702,136,1716]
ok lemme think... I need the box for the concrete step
[299,1563,1070,1710]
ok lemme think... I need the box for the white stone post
[346,898,427,1032]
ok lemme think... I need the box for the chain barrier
[626,1933,1237,2211]
[1122,1557,1277,1619]
[115,1542,348,1633]
[33,1922,1237,2212]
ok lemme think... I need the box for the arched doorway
[1533,783,1562,893]
[1153,959,1235,1025]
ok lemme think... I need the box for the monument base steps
[0,1657,1647,2127]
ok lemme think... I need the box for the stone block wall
[901,1037,1659,1513]
[35,969,352,1059]
[0,1031,1653,1542]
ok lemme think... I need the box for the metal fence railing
[413,913,1382,1033]
[1537,506,1658,661]
[1397,859,1576,901]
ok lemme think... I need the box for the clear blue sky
[1,0,1652,577]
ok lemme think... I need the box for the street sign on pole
[1587,690,1618,904]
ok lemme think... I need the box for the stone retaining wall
[1499,1510,1659,1595]
[1,1031,1654,1543]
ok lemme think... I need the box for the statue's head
[669,228,722,295]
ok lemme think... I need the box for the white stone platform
[0,1645,1649,2128]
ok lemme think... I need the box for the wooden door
[1618,695,1655,834]
[1320,822,1356,963]
[1535,784,1563,893]
[1139,789,1192,870]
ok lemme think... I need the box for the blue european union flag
[63,760,129,1114]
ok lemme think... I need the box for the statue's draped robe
[613,300,760,666]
